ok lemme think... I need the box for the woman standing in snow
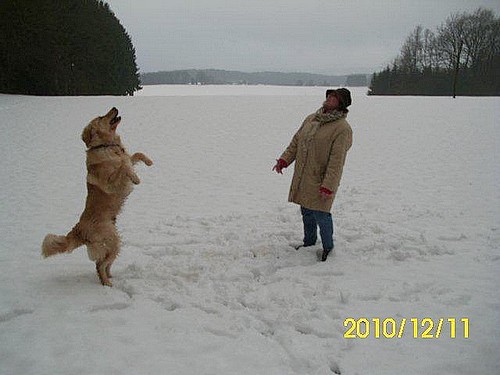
[273,88,353,261]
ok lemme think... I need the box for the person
[273,88,353,261]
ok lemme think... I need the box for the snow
[0,86,499,375]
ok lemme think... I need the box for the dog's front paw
[131,153,153,167]
[128,172,141,184]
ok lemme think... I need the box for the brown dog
[42,107,153,286]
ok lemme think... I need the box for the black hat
[326,88,352,110]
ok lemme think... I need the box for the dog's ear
[81,124,93,146]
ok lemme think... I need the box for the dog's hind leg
[105,230,121,280]
[96,259,112,287]
[104,250,118,280]
[90,244,118,287]
[97,254,119,287]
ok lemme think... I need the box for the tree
[0,0,141,95]
[369,8,499,96]
[462,9,499,73]
[346,74,367,86]
[436,13,467,97]
[399,25,425,73]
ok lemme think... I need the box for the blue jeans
[300,207,334,251]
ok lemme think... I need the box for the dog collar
[87,144,124,152]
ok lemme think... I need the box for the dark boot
[295,243,315,250]
[321,248,332,262]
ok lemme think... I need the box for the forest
[369,8,499,97]
[0,0,141,96]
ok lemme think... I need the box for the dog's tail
[42,230,82,258]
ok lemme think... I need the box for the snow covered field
[0,85,498,374]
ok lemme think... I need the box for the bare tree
[370,7,499,96]
[462,8,499,74]
[399,25,424,73]
[436,12,467,97]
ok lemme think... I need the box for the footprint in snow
[329,359,342,374]
[437,234,467,241]
[0,308,34,323]
[89,302,130,313]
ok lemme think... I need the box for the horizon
[140,68,372,76]
[106,0,500,76]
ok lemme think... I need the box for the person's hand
[320,187,333,200]
[272,159,288,174]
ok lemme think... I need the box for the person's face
[323,93,340,111]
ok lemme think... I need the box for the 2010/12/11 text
[343,317,469,339]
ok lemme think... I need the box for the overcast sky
[105,0,500,75]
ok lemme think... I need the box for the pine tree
[0,0,141,95]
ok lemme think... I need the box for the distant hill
[140,69,370,87]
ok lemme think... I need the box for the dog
[42,107,153,286]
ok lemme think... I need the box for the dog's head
[81,107,122,148]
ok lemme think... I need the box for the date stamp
[343,317,469,339]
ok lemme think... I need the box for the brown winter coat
[280,112,352,212]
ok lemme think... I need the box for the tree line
[369,8,499,97]
[0,0,141,96]
[140,69,369,87]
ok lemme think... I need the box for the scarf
[314,108,346,125]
